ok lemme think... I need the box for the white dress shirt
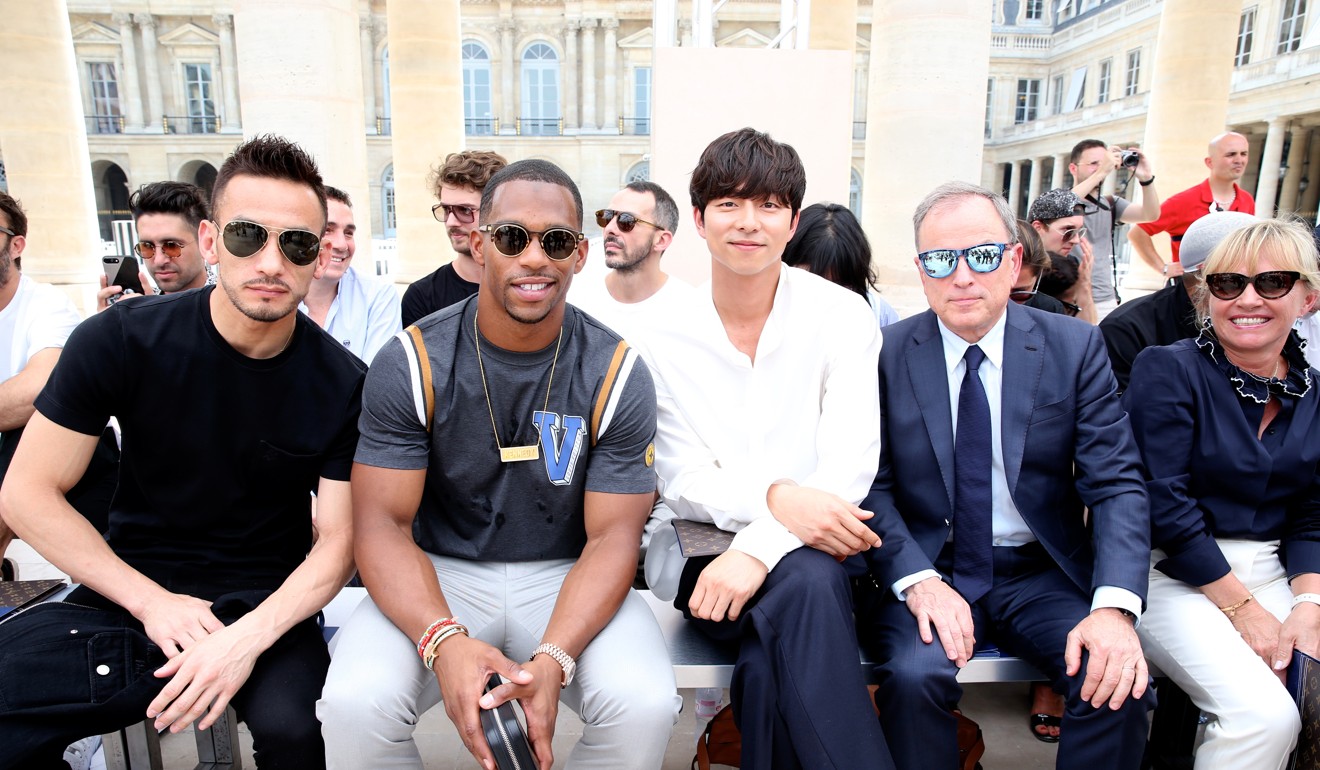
[299,266,402,364]
[569,273,694,347]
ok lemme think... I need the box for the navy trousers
[0,592,328,770]
[677,547,895,770]
[855,543,1154,770]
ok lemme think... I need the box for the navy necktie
[953,344,993,604]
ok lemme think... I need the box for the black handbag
[480,675,536,770]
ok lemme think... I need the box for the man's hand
[96,272,152,313]
[1065,607,1147,709]
[905,577,976,667]
[690,549,768,622]
[434,634,535,770]
[136,591,225,658]
[766,484,881,559]
[148,620,266,733]
[484,655,563,770]
[1164,262,1185,279]
[1074,237,1094,290]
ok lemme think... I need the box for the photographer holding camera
[1069,140,1161,320]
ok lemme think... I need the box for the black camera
[1121,150,1141,168]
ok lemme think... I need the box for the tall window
[520,43,560,136]
[1124,49,1141,97]
[88,62,121,134]
[1024,0,1045,21]
[382,166,396,238]
[462,42,493,135]
[633,67,652,135]
[1097,59,1112,103]
[1237,8,1258,66]
[849,168,862,219]
[1057,0,1076,21]
[1278,0,1308,54]
[183,63,217,134]
[1015,79,1040,124]
[1050,74,1064,115]
[984,78,994,139]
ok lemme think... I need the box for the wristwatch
[1114,607,1138,623]
[530,643,576,688]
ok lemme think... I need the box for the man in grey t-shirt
[318,160,680,770]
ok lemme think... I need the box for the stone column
[112,13,144,131]
[214,14,242,132]
[1256,117,1288,216]
[1300,128,1320,223]
[1051,151,1068,188]
[233,0,374,238]
[1006,160,1023,217]
[1026,157,1045,210]
[678,19,693,48]
[0,0,102,299]
[383,0,463,279]
[135,13,165,132]
[563,21,579,130]
[1141,0,1241,193]
[602,18,619,132]
[1279,126,1308,213]
[360,14,378,134]
[864,0,992,293]
[809,0,857,53]
[579,19,597,131]
[499,20,516,133]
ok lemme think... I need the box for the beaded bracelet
[417,617,459,658]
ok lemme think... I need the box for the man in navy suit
[856,181,1154,770]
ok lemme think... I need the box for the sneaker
[0,558,14,581]
[63,736,101,770]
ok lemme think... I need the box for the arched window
[849,168,863,218]
[520,42,560,136]
[382,165,396,238]
[463,42,494,135]
[625,161,650,184]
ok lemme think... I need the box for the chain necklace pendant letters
[499,445,540,463]
[474,310,562,464]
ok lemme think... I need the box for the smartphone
[102,256,146,302]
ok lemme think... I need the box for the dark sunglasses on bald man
[219,220,322,266]
[480,223,584,262]
[432,203,477,225]
[1204,270,1301,301]
[595,209,662,233]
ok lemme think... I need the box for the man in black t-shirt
[400,149,507,326]
[0,136,366,769]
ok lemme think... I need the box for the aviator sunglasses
[1204,270,1301,301]
[595,209,662,233]
[432,203,477,225]
[479,223,584,262]
[135,239,189,260]
[918,242,1011,279]
[218,220,322,266]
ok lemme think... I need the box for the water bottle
[695,687,723,720]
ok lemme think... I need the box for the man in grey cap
[1099,211,1257,393]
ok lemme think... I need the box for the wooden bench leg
[193,705,243,770]
[101,722,163,770]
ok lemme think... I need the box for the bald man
[1128,132,1255,280]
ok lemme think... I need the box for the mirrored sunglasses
[135,239,189,260]
[917,242,1010,279]
[1204,270,1301,301]
[220,220,322,266]
[432,203,477,225]
[480,223,584,262]
[595,209,662,233]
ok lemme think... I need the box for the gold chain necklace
[474,310,563,463]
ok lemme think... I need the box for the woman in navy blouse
[1125,218,1320,769]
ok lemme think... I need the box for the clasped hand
[767,484,881,559]
[1066,608,1147,710]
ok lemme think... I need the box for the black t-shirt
[401,263,479,328]
[35,288,366,599]
[1100,282,1199,394]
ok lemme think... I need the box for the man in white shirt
[0,192,83,578]
[300,186,401,364]
[636,128,894,770]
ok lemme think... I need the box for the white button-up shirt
[299,266,402,364]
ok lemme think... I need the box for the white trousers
[1137,539,1301,770]
[317,555,681,769]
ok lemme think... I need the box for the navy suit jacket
[862,303,1150,604]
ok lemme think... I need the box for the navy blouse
[1124,330,1320,586]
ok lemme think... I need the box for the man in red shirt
[1128,132,1254,279]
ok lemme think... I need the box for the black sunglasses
[1061,300,1082,317]
[219,220,322,266]
[595,209,662,233]
[1010,272,1043,304]
[479,223,584,262]
[1204,271,1301,301]
[918,243,1011,279]
[432,203,477,225]
[135,239,189,260]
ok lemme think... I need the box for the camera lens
[1122,151,1140,168]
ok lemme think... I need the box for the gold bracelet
[1219,595,1254,618]
[423,623,469,671]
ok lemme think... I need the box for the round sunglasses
[479,223,584,262]
[595,209,662,233]
[219,220,322,266]
[432,203,477,225]
[135,239,190,260]
[1204,270,1301,301]
[917,242,1011,279]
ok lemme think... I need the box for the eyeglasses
[1010,273,1043,304]
[219,220,322,266]
[595,209,662,233]
[1061,300,1082,317]
[1050,224,1088,242]
[917,242,1011,279]
[0,226,14,238]
[1204,270,1301,301]
[432,203,477,225]
[479,223,584,262]
[135,239,190,260]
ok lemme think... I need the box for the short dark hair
[129,181,210,232]
[689,128,806,217]
[1039,253,1080,298]
[480,159,584,227]
[1070,139,1108,166]
[0,192,28,237]
[782,203,875,300]
[624,181,680,234]
[433,150,508,198]
[211,134,327,224]
[324,186,352,208]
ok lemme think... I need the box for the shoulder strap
[590,340,632,447]
[405,325,435,433]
